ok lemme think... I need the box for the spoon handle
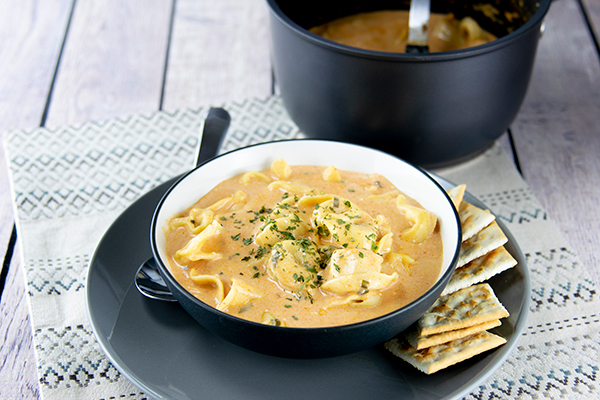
[407,0,430,53]
[135,257,177,302]
[196,107,231,167]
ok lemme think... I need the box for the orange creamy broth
[309,10,497,53]
[164,165,443,328]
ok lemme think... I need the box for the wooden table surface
[1,0,599,398]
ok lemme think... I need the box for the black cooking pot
[266,0,551,167]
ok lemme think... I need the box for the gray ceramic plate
[86,175,529,400]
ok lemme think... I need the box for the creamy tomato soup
[309,10,497,53]
[163,160,443,328]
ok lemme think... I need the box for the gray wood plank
[0,0,73,133]
[162,0,272,110]
[581,0,600,40]
[44,0,173,127]
[510,0,600,287]
[0,247,40,400]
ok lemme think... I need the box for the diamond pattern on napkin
[26,255,88,295]
[220,96,301,153]
[477,188,548,224]
[6,96,300,222]
[7,111,200,220]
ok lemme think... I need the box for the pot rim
[150,139,462,334]
[266,0,552,62]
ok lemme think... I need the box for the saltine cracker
[385,331,506,374]
[443,246,517,295]
[458,221,508,268]
[447,184,466,209]
[417,283,509,336]
[406,319,502,350]
[459,201,496,241]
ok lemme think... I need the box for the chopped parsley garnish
[254,246,269,259]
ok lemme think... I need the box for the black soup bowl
[266,0,552,167]
[151,140,461,358]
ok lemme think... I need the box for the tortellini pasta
[168,208,215,234]
[240,171,271,184]
[268,180,314,196]
[268,239,322,292]
[321,248,398,295]
[175,220,224,263]
[189,271,225,305]
[217,278,263,311]
[366,191,399,203]
[325,291,383,309]
[388,252,416,276]
[255,197,310,246]
[396,195,438,243]
[167,191,246,236]
[312,196,379,251]
[208,190,247,212]
[322,165,341,182]
[262,311,286,326]
[271,158,292,179]
[297,194,334,207]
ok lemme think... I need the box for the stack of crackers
[385,184,518,374]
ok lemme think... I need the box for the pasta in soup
[163,160,443,328]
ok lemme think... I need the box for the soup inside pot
[277,0,531,46]
[309,10,497,53]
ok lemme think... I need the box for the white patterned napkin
[5,96,599,399]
